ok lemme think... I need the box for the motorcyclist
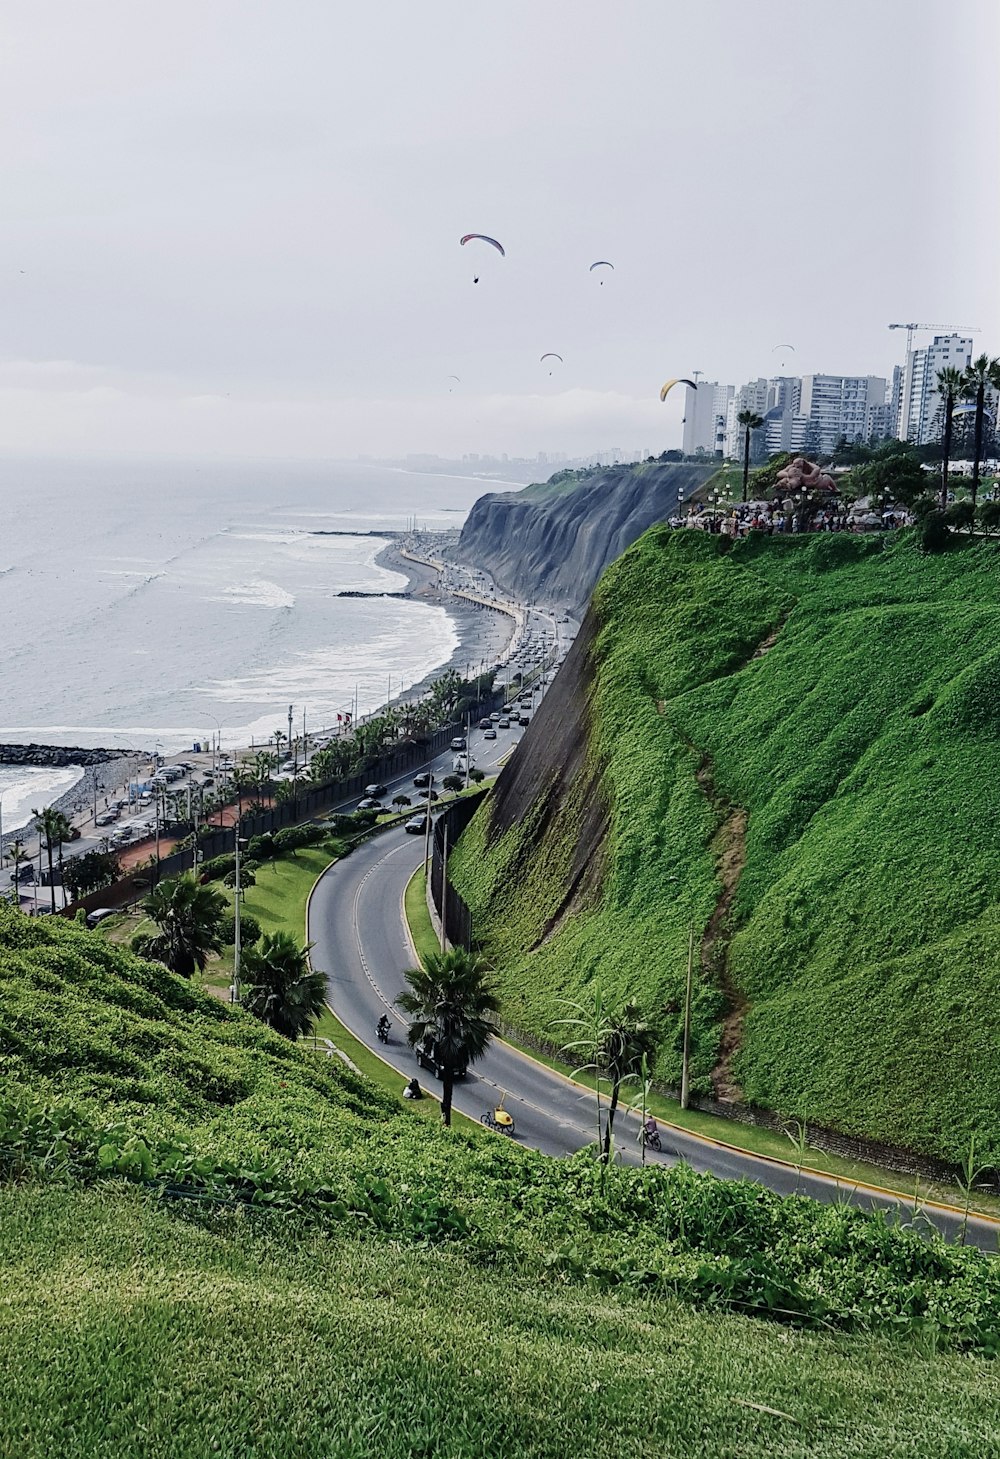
[376,1013,391,1042]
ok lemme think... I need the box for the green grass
[404,866,441,966]
[7,1183,1000,1459]
[451,528,1000,1166]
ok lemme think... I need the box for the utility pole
[680,925,695,1110]
[232,828,243,1004]
[287,704,294,773]
[440,822,449,953]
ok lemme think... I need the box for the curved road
[309,732,1000,1249]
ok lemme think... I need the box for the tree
[979,499,1000,539]
[396,949,499,1127]
[960,354,1000,510]
[141,871,226,977]
[442,774,464,793]
[63,849,121,901]
[945,500,975,534]
[391,794,412,809]
[4,836,29,898]
[559,992,659,1164]
[32,805,71,914]
[242,930,325,1039]
[845,440,927,508]
[936,365,964,510]
[737,411,764,502]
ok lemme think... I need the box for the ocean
[0,456,500,832]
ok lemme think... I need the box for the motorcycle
[375,1018,391,1044]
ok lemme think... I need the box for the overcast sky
[1,1,997,461]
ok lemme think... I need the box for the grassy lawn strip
[404,866,440,966]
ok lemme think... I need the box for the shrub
[223,867,256,890]
[200,853,235,882]
[273,824,327,856]
[917,510,950,553]
[246,834,275,862]
[219,911,261,947]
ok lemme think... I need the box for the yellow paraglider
[659,378,698,402]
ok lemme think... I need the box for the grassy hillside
[450,528,1000,1166]
[4,903,1000,1450]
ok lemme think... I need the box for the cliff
[455,460,717,612]
[450,527,1000,1166]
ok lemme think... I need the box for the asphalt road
[309,718,1000,1250]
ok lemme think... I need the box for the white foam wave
[208,580,296,609]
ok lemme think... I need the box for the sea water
[0,456,502,829]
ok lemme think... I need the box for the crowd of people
[670,499,913,538]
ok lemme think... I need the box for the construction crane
[888,322,979,354]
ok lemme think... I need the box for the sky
[1,0,997,462]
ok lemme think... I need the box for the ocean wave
[207,580,296,609]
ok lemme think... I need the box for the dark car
[414,1034,467,1080]
[413,772,435,788]
[365,783,387,797]
[519,716,530,726]
[478,718,492,730]
[404,815,429,835]
[357,797,383,811]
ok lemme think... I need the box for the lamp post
[231,828,247,1005]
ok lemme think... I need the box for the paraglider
[447,375,461,392]
[460,233,505,283]
[772,343,796,355]
[590,260,614,284]
[659,378,698,402]
[540,352,563,376]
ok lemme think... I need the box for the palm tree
[559,992,660,1163]
[141,871,226,977]
[396,948,499,1127]
[3,835,28,903]
[595,1003,660,1164]
[936,365,964,510]
[960,354,1000,510]
[737,410,765,503]
[32,805,70,914]
[241,931,326,1038]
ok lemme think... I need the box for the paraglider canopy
[460,234,505,255]
[660,378,698,402]
[540,352,563,376]
[590,260,614,284]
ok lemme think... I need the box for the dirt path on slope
[696,756,749,1101]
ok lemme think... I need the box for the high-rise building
[724,379,770,458]
[681,382,733,456]
[799,375,887,453]
[898,335,974,443]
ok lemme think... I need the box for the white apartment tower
[724,379,770,458]
[799,375,887,453]
[898,335,974,443]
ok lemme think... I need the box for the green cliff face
[451,527,1000,1164]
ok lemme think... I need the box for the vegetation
[737,409,765,502]
[142,872,227,978]
[961,353,1000,506]
[62,848,121,901]
[32,804,72,914]
[242,929,325,1039]
[396,948,499,1126]
[451,526,1000,1164]
[560,991,660,1163]
[5,901,1000,1443]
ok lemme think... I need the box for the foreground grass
[4,1183,1000,1459]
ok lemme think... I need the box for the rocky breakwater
[456,460,717,614]
[0,744,137,769]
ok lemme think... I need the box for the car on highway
[357,797,383,811]
[509,710,520,723]
[413,772,435,788]
[498,717,510,728]
[519,716,530,726]
[450,737,467,751]
[489,711,501,722]
[404,815,430,835]
[478,717,492,730]
[364,783,387,797]
[483,728,497,739]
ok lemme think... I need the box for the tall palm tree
[242,931,326,1039]
[4,835,28,903]
[936,365,964,510]
[32,805,70,914]
[960,354,1000,510]
[595,1003,660,1164]
[396,948,499,1127]
[142,871,226,977]
[737,410,765,503]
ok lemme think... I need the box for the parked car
[414,1033,467,1080]
[404,815,429,835]
[86,908,117,929]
